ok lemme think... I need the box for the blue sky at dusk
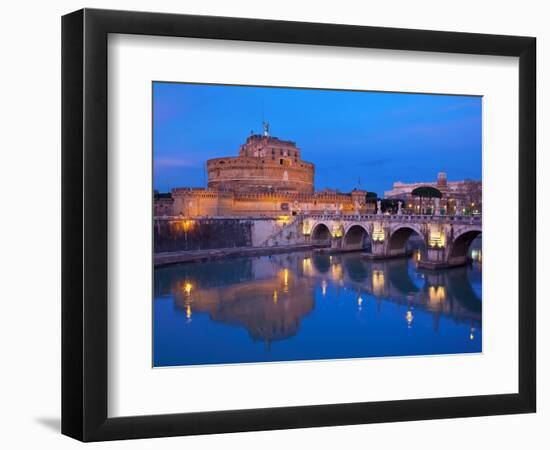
[153,82,481,196]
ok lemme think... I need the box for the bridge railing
[303,213,481,224]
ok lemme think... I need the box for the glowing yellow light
[302,221,312,235]
[302,257,313,276]
[372,270,385,296]
[183,282,193,295]
[332,224,343,238]
[428,227,446,248]
[470,328,475,340]
[416,250,421,261]
[429,286,446,303]
[372,224,385,242]
[281,268,289,292]
[186,305,192,320]
[406,310,413,327]
[277,215,290,225]
[273,290,278,304]
[331,263,343,281]
[357,296,363,307]
[182,219,194,232]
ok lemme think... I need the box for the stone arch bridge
[302,213,481,269]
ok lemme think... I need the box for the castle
[155,124,376,218]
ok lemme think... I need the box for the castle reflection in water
[154,250,482,367]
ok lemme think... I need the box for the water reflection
[154,248,482,366]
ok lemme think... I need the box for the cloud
[154,157,199,168]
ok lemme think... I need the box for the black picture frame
[62,8,536,442]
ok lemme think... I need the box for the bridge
[301,213,481,269]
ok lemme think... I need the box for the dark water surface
[154,249,482,367]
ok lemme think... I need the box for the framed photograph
[62,8,536,441]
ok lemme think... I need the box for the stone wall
[154,217,304,253]
[154,218,254,253]
[207,156,314,194]
[168,188,376,218]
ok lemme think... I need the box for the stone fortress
[155,123,482,219]
[153,123,483,269]
[155,122,376,218]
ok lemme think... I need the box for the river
[154,246,482,367]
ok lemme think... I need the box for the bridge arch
[448,228,482,266]
[343,223,370,250]
[311,222,332,244]
[387,224,425,256]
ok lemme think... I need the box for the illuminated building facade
[384,172,482,215]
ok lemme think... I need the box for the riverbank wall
[154,217,305,254]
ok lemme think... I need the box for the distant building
[384,172,482,215]
[155,128,377,218]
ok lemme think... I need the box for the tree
[411,186,442,214]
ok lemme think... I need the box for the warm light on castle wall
[277,215,290,225]
[302,221,312,236]
[178,219,194,232]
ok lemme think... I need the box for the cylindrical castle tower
[207,133,315,194]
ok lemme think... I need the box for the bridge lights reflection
[331,263,343,281]
[372,270,385,296]
[406,309,414,328]
[183,282,193,295]
[470,327,476,341]
[321,279,328,296]
[273,290,278,304]
[429,286,446,304]
[282,268,289,293]
[357,295,363,310]
[302,257,313,276]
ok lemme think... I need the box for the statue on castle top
[397,201,403,215]
[263,121,270,137]
[376,199,382,215]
